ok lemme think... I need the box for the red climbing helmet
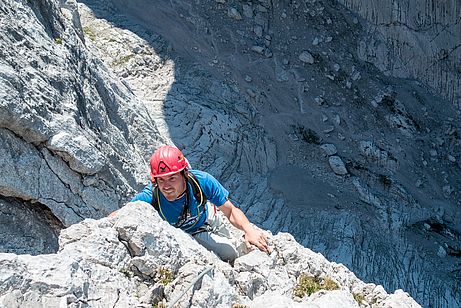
[150,145,188,182]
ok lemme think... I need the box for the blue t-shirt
[131,170,229,233]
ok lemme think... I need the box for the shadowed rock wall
[337,0,461,108]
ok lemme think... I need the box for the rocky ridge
[0,202,420,307]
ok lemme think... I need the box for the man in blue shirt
[130,145,269,262]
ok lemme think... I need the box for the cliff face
[337,0,461,109]
[0,0,160,232]
[0,0,459,307]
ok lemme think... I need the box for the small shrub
[294,125,321,144]
[54,37,62,44]
[293,274,339,298]
[153,302,166,308]
[83,26,96,41]
[112,54,135,66]
[231,304,249,308]
[157,267,173,285]
[378,174,392,188]
[119,268,133,279]
[353,293,365,305]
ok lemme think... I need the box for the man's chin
[163,193,177,201]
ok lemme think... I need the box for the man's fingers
[244,239,253,251]
[253,237,269,252]
[244,230,271,253]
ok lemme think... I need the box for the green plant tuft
[293,274,339,298]
[157,267,173,285]
[112,54,135,66]
[119,268,133,279]
[54,37,62,44]
[83,26,96,41]
[353,293,365,305]
[231,304,249,308]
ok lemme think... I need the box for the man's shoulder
[189,169,216,183]
[189,169,208,176]
[131,183,154,203]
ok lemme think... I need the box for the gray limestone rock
[320,144,338,156]
[228,7,242,20]
[299,51,315,64]
[328,156,348,175]
[242,4,253,18]
[0,203,421,308]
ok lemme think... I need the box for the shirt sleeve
[191,170,229,206]
[131,183,153,204]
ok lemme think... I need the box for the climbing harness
[152,172,214,232]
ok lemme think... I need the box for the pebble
[437,246,447,258]
[257,5,267,13]
[228,8,242,20]
[323,126,334,133]
[314,96,324,105]
[320,143,338,156]
[351,71,361,81]
[443,185,453,195]
[251,45,265,54]
[254,25,263,37]
[245,75,252,82]
[328,156,348,175]
[334,114,341,125]
[299,51,314,64]
[246,89,256,98]
[242,4,253,18]
[447,154,456,162]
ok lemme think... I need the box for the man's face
[156,172,186,201]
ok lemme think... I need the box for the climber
[130,145,269,262]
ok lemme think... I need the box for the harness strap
[151,172,207,230]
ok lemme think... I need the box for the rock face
[0,0,460,307]
[0,0,161,231]
[337,0,461,109]
[0,202,421,308]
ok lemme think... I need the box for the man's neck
[175,178,188,200]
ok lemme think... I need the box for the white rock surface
[0,203,421,308]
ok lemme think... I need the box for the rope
[167,265,215,308]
